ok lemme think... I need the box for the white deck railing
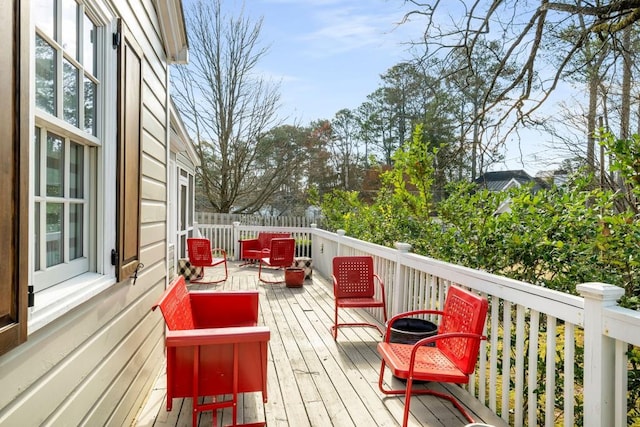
[196,222,640,427]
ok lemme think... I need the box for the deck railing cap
[577,282,624,302]
[394,242,412,252]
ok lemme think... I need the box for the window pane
[69,203,83,260]
[35,127,41,197]
[33,0,55,39]
[83,14,96,76]
[46,133,64,197]
[46,203,64,267]
[63,59,79,126]
[180,184,187,230]
[84,76,96,135]
[61,0,78,59]
[188,174,194,226]
[35,202,41,271]
[70,142,84,198]
[35,35,56,115]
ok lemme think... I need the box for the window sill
[28,273,116,334]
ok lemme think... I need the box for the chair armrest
[408,332,487,364]
[190,290,259,327]
[373,273,386,304]
[260,247,271,258]
[211,247,227,258]
[166,326,270,347]
[239,238,260,251]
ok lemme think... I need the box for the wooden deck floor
[134,262,507,427]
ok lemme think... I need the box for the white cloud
[298,3,413,58]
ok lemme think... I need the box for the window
[33,128,90,290]
[34,0,98,135]
[33,0,100,290]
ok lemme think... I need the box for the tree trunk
[620,26,631,141]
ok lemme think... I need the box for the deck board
[134,262,508,427]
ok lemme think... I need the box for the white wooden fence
[196,212,319,227]
[195,222,640,427]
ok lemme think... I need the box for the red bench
[152,276,270,426]
[239,231,291,265]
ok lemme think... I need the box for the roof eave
[170,100,200,167]
[155,0,189,64]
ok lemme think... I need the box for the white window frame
[29,1,118,333]
[176,166,195,259]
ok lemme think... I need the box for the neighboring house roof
[474,170,548,192]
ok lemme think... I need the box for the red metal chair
[377,285,489,426]
[186,237,228,284]
[258,238,296,283]
[152,276,270,427]
[239,232,290,266]
[331,256,387,340]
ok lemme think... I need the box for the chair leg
[190,263,227,284]
[258,262,285,284]
[332,320,384,339]
[239,259,256,267]
[402,378,414,427]
[332,304,338,339]
[378,360,476,426]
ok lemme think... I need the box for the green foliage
[601,132,640,196]
[380,124,436,216]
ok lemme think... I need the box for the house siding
[0,0,175,424]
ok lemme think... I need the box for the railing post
[232,221,241,261]
[392,242,412,316]
[576,282,625,427]
[336,229,346,256]
[310,223,317,260]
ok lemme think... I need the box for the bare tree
[401,0,640,138]
[331,109,361,190]
[173,0,297,213]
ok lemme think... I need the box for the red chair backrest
[437,285,488,374]
[151,276,195,330]
[187,238,212,267]
[267,238,295,267]
[333,256,376,299]
[258,232,290,249]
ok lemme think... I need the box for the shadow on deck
[134,262,507,427]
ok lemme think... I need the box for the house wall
[0,0,171,424]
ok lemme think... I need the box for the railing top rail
[233,225,315,234]
[604,305,640,346]
[401,252,584,325]
[320,231,401,261]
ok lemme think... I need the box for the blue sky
[246,0,422,124]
